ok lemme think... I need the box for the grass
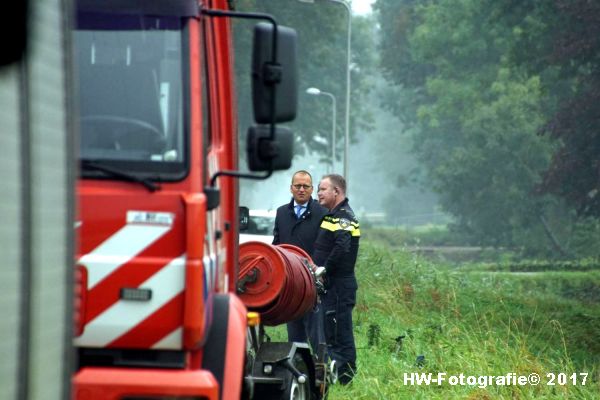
[265,240,600,399]
[363,225,466,248]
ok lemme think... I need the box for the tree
[528,1,600,217]
[373,0,583,253]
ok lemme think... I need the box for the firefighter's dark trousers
[322,276,357,385]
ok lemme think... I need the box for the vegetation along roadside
[274,235,600,399]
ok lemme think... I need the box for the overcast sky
[352,0,374,15]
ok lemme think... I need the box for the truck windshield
[75,12,187,179]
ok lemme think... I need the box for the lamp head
[306,87,321,95]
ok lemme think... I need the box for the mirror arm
[200,9,278,66]
[202,8,283,188]
[210,169,272,188]
[205,169,273,211]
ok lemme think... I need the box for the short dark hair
[291,170,313,184]
[322,174,346,194]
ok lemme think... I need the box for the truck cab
[72,0,301,399]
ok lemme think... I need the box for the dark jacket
[272,197,327,257]
[312,198,360,278]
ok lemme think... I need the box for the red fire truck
[72,0,327,399]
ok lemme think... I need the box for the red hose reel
[238,242,317,326]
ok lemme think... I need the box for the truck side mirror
[252,22,297,124]
[1,1,28,65]
[247,125,293,171]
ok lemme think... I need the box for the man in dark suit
[273,170,327,354]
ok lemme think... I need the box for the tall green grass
[323,241,600,399]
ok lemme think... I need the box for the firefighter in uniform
[313,174,360,385]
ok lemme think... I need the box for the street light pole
[328,0,351,189]
[306,88,336,173]
[297,0,351,189]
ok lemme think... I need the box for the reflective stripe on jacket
[312,198,360,277]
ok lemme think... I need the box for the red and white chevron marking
[75,213,188,349]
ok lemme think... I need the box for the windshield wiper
[81,160,159,192]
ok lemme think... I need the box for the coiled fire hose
[237,242,318,326]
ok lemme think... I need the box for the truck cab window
[75,12,188,179]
